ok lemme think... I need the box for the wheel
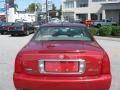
[97,24,101,28]
[112,24,117,26]
[1,32,4,35]
[11,34,15,36]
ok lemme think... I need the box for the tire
[97,24,101,28]
[1,33,4,35]
[112,24,117,26]
[1,32,5,35]
[11,34,15,36]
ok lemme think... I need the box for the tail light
[4,26,8,29]
[102,53,111,74]
[9,27,14,30]
[14,53,23,73]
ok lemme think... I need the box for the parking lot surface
[0,34,120,90]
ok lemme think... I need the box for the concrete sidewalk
[94,36,120,42]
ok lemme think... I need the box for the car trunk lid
[21,41,103,76]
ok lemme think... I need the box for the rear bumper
[0,30,8,33]
[13,73,111,90]
[9,31,25,35]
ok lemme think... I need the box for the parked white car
[93,19,117,27]
[49,18,61,23]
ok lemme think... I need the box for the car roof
[41,23,86,27]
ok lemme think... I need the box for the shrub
[89,27,98,35]
[99,26,112,36]
[112,26,120,36]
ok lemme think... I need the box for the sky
[0,0,61,10]
[16,0,61,10]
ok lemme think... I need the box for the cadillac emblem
[59,54,64,59]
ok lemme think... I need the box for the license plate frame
[38,59,86,75]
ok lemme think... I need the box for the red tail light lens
[9,27,14,30]
[15,53,23,73]
[102,53,111,74]
[4,26,8,30]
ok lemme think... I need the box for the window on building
[76,0,88,7]
[76,14,88,21]
[108,0,118,1]
[91,14,98,20]
[100,13,102,20]
[92,0,106,2]
[64,1,74,8]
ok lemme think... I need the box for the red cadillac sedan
[13,23,111,90]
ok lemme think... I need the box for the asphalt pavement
[0,34,120,90]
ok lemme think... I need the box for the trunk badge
[59,55,64,59]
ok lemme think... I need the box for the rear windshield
[33,26,93,41]
[13,23,23,27]
[2,23,13,26]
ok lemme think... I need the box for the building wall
[8,8,36,22]
[106,10,120,24]
[8,8,15,22]
[62,0,120,23]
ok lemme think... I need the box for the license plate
[39,60,86,74]
[45,61,79,72]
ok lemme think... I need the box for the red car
[84,20,93,26]
[13,23,111,90]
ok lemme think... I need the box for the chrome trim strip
[38,59,86,75]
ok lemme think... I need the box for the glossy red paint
[84,20,93,26]
[45,61,79,72]
[13,23,111,90]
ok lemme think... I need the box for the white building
[62,0,120,24]
[8,8,36,23]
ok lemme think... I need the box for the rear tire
[112,24,117,26]
[1,32,4,35]
[11,34,15,36]
[97,24,101,28]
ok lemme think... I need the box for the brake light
[14,53,23,73]
[4,26,8,29]
[9,27,14,30]
[102,53,111,74]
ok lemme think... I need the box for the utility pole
[46,0,48,22]
[5,2,8,22]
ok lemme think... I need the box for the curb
[94,36,120,42]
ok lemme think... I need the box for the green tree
[52,4,56,11]
[58,5,62,19]
[25,3,41,13]
[14,4,18,12]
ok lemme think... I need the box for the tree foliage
[58,5,62,19]
[52,4,56,11]
[14,4,18,12]
[25,3,41,13]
